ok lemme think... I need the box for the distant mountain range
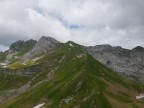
[0,36,144,108]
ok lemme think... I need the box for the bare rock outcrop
[88,45,144,83]
[9,39,37,53]
[22,36,59,61]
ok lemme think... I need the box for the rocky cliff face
[9,39,37,53]
[0,39,37,63]
[22,36,60,61]
[87,45,144,83]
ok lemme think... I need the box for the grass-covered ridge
[0,42,144,108]
[1,55,144,108]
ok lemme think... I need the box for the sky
[0,0,144,51]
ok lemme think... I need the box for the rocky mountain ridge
[22,36,60,61]
[0,36,59,64]
[0,36,144,84]
[0,36,144,108]
[88,44,144,83]
[9,39,37,53]
[0,39,37,64]
[1,43,144,108]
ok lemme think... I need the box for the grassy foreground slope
[1,42,144,108]
[0,74,31,91]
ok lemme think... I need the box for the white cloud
[38,0,113,26]
[0,0,144,51]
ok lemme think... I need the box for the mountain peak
[38,36,59,45]
[22,36,60,61]
[132,46,144,52]
[9,39,37,53]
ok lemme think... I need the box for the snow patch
[3,66,7,68]
[77,55,83,58]
[0,63,8,68]
[0,63,7,66]
[136,94,144,99]
[33,103,45,108]
[23,63,26,65]
[69,44,74,47]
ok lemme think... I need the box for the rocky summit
[9,39,37,53]
[0,39,37,64]
[0,36,144,108]
[22,36,60,61]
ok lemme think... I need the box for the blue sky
[0,0,144,51]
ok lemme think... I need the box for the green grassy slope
[0,74,31,91]
[0,42,144,108]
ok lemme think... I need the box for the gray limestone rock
[22,36,59,61]
[87,45,144,83]
[9,39,37,53]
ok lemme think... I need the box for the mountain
[0,36,144,108]
[0,39,37,64]
[87,45,144,83]
[22,36,60,62]
[9,39,37,53]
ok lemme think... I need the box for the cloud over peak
[0,0,144,51]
